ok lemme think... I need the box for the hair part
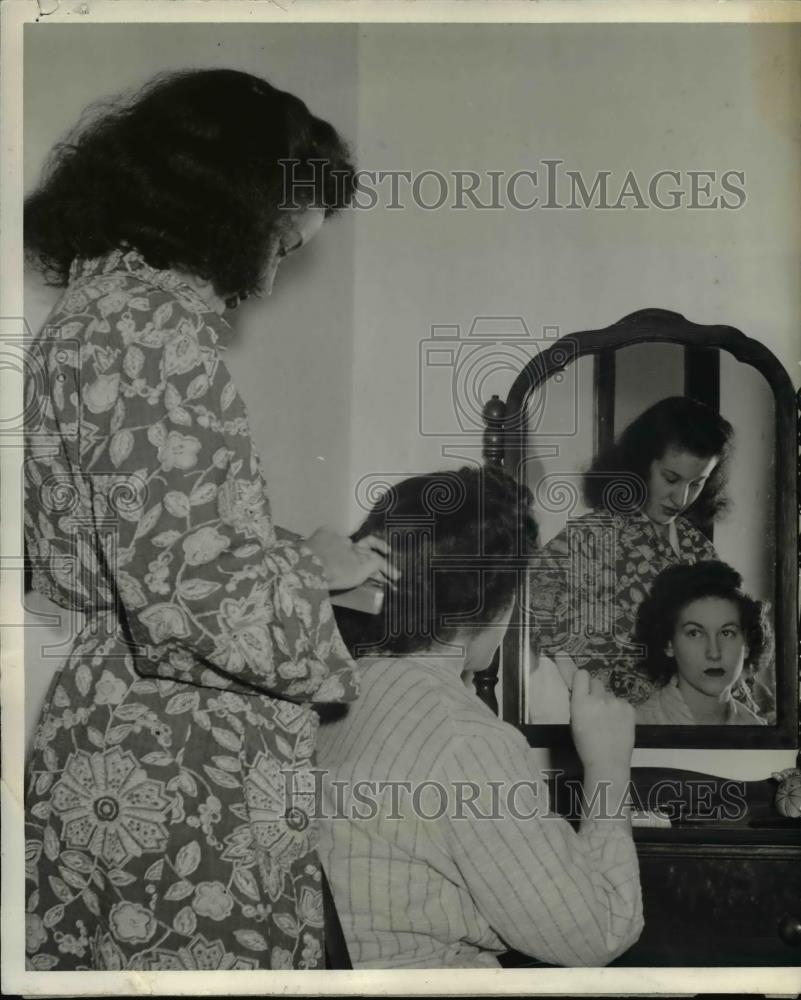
[334,466,539,658]
[633,560,772,687]
[583,396,733,523]
[24,68,355,299]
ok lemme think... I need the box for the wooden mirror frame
[480,308,798,750]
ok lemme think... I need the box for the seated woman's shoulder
[732,701,768,726]
[635,695,666,725]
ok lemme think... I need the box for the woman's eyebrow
[679,620,740,629]
[663,467,708,482]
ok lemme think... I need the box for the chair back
[321,867,352,969]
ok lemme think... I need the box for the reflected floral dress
[24,249,358,970]
[527,511,718,704]
[528,511,769,714]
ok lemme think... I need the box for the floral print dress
[24,249,358,970]
[527,511,717,704]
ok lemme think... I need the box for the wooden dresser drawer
[613,841,801,966]
[501,771,801,969]
[501,836,801,969]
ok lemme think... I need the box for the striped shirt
[315,656,643,968]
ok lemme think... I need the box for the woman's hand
[570,670,636,827]
[569,670,635,773]
[304,528,398,592]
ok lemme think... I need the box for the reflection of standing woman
[23,70,392,970]
[529,396,734,705]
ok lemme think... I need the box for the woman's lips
[704,667,725,677]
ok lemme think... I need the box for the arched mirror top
[493,308,798,750]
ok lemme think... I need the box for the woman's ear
[665,641,674,658]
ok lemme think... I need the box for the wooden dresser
[501,767,801,968]
[616,823,801,966]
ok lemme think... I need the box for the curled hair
[583,396,733,523]
[633,560,772,687]
[24,69,355,299]
[334,466,539,658]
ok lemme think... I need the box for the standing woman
[23,69,392,971]
[528,396,740,707]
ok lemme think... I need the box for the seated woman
[633,561,770,725]
[528,395,737,708]
[317,466,643,969]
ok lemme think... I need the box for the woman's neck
[643,511,681,554]
[372,646,468,678]
[172,269,228,315]
[676,676,732,724]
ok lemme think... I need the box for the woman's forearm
[580,765,633,835]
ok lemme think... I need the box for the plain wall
[614,343,685,435]
[716,353,776,602]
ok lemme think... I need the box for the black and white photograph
[1,1,800,994]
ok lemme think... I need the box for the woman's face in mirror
[667,596,747,700]
[644,446,718,524]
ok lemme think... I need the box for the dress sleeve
[527,527,573,655]
[82,293,357,703]
[528,521,610,667]
[442,731,643,966]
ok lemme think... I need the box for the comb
[329,580,385,615]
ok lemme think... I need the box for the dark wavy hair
[633,560,772,687]
[24,68,355,299]
[583,396,733,523]
[334,466,539,658]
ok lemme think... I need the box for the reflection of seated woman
[320,467,644,968]
[528,396,735,707]
[634,561,769,725]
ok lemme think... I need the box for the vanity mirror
[483,308,798,750]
